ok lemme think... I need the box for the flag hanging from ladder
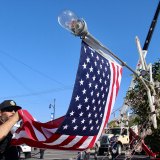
[12,41,122,151]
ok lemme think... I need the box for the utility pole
[49,98,56,120]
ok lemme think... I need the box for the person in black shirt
[0,100,21,160]
[40,149,45,159]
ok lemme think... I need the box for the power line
[0,49,69,88]
[0,49,74,99]
[0,61,33,93]
[0,86,72,99]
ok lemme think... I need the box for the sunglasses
[1,108,18,112]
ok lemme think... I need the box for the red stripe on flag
[71,136,89,149]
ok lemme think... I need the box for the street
[20,149,152,160]
[20,149,79,160]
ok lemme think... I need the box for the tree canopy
[126,59,160,152]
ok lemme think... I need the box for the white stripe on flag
[78,136,93,149]
[43,135,70,146]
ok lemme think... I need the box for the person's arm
[0,112,20,141]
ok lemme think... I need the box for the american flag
[12,41,122,151]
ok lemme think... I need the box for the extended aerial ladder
[119,1,160,128]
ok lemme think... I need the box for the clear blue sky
[0,0,159,122]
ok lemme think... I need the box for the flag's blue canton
[57,41,111,136]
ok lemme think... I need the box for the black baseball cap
[0,100,22,111]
